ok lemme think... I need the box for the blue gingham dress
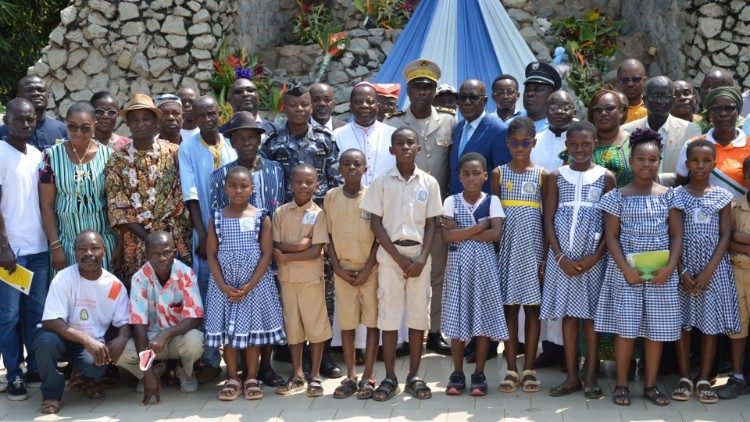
[441,193,509,341]
[594,189,681,341]
[674,186,740,335]
[498,165,545,305]
[205,209,286,348]
[541,166,607,320]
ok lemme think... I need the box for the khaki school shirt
[324,187,374,269]
[361,167,442,244]
[273,200,328,282]
[731,195,750,268]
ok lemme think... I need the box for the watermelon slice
[139,349,155,371]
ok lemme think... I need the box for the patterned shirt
[129,259,204,333]
[208,158,285,215]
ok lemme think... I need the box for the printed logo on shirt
[416,189,428,203]
[239,217,255,232]
[361,210,372,219]
[79,309,89,321]
[693,208,710,224]
[522,182,537,194]
[588,187,602,202]
[302,211,317,225]
[505,181,513,192]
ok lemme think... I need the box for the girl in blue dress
[491,117,546,393]
[595,128,683,407]
[206,167,286,401]
[541,121,616,399]
[671,139,739,404]
[441,153,508,397]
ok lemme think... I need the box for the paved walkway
[1,352,749,421]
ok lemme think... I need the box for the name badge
[587,187,602,202]
[693,208,710,224]
[416,189,428,203]
[302,211,317,225]
[522,182,537,195]
[239,217,254,232]
[361,210,372,219]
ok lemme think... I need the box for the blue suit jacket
[449,113,510,194]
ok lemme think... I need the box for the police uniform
[384,59,457,335]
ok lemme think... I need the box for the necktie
[458,123,473,157]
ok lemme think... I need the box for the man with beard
[0,76,66,150]
[177,87,200,141]
[154,94,185,144]
[616,59,648,123]
[309,83,346,133]
[522,62,562,134]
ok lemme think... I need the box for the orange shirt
[626,101,647,123]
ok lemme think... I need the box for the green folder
[626,250,670,280]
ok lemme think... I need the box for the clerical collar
[549,126,567,137]
[353,121,376,131]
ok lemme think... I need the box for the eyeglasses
[619,76,644,85]
[710,104,738,114]
[66,123,92,133]
[492,89,517,97]
[646,94,674,102]
[590,105,619,114]
[94,109,118,118]
[547,104,574,113]
[457,94,485,103]
[509,138,533,148]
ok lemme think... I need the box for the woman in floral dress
[105,94,191,284]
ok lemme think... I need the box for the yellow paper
[0,264,34,295]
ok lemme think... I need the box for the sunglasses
[591,105,619,114]
[710,104,738,114]
[646,94,674,102]
[619,76,644,85]
[509,138,533,148]
[94,109,118,118]
[66,123,92,133]
[457,94,485,103]
[492,89,517,97]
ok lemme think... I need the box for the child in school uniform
[720,155,750,400]
[325,149,380,400]
[441,152,508,397]
[205,167,286,401]
[272,164,332,397]
[595,128,683,407]
[361,127,442,402]
[491,117,546,393]
[671,139,739,404]
[540,121,616,399]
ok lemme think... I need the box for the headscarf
[704,86,743,111]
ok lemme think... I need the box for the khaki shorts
[334,265,378,330]
[730,266,750,339]
[280,278,332,344]
[376,244,431,331]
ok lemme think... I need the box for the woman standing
[39,101,117,272]
[90,92,130,150]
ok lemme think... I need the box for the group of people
[1,53,750,415]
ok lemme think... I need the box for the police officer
[385,58,456,355]
[522,61,562,133]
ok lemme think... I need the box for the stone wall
[30,0,239,117]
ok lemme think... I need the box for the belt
[501,199,541,208]
[393,239,421,246]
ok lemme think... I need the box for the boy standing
[325,149,380,399]
[361,128,442,401]
[273,165,332,397]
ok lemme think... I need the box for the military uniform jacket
[263,124,340,203]
[385,106,457,197]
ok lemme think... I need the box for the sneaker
[24,371,42,388]
[136,362,166,393]
[7,376,28,401]
[717,376,750,400]
[176,366,198,393]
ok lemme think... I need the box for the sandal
[244,378,263,400]
[357,378,376,400]
[373,377,400,402]
[613,385,631,406]
[644,385,670,406]
[469,373,488,397]
[549,380,582,397]
[498,370,519,393]
[583,382,603,400]
[446,372,466,396]
[671,377,693,401]
[334,377,358,399]
[521,369,541,393]
[276,376,306,395]
[306,377,324,397]
[405,375,432,399]
[84,380,105,399]
[696,380,718,404]
[219,379,242,401]
[69,367,84,391]
[259,365,285,388]
[41,399,61,414]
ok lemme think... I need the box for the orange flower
[326,31,348,57]
[226,54,240,68]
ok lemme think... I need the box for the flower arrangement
[291,0,332,45]
[315,27,350,82]
[260,82,287,124]
[210,40,269,124]
[354,0,420,29]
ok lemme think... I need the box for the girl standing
[205,167,286,401]
[491,117,546,393]
[441,153,508,397]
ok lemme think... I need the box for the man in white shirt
[34,231,131,415]
[333,82,396,186]
[531,91,576,172]
[0,99,49,400]
[177,87,200,141]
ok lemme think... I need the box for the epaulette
[435,106,456,115]
[384,110,406,119]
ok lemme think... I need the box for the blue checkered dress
[594,189,681,341]
[541,166,607,321]
[442,193,509,341]
[674,186,740,335]
[498,165,545,305]
[205,209,287,348]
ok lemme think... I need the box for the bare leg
[362,327,379,381]
[503,305,520,372]
[245,347,260,380]
[614,336,635,386]
[698,334,717,380]
[561,316,579,388]
[341,329,357,380]
[407,328,424,378]
[730,337,747,374]
[643,338,664,388]
[583,319,599,386]
[451,339,465,374]
[675,329,692,379]
[474,336,489,374]
[310,341,324,379]
[382,330,398,379]
[290,343,304,379]
[225,346,239,381]
[523,305,541,370]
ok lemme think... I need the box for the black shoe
[426,333,452,355]
[6,376,28,401]
[396,342,410,357]
[273,345,292,363]
[534,351,564,369]
[24,371,42,388]
[320,348,344,379]
[717,376,750,399]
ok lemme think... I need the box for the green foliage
[0,0,66,103]
[353,0,419,29]
[291,0,333,45]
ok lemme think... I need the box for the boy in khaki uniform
[361,127,443,401]
[721,158,750,399]
[272,164,332,397]
[325,149,380,399]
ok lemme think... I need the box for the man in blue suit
[449,79,510,195]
